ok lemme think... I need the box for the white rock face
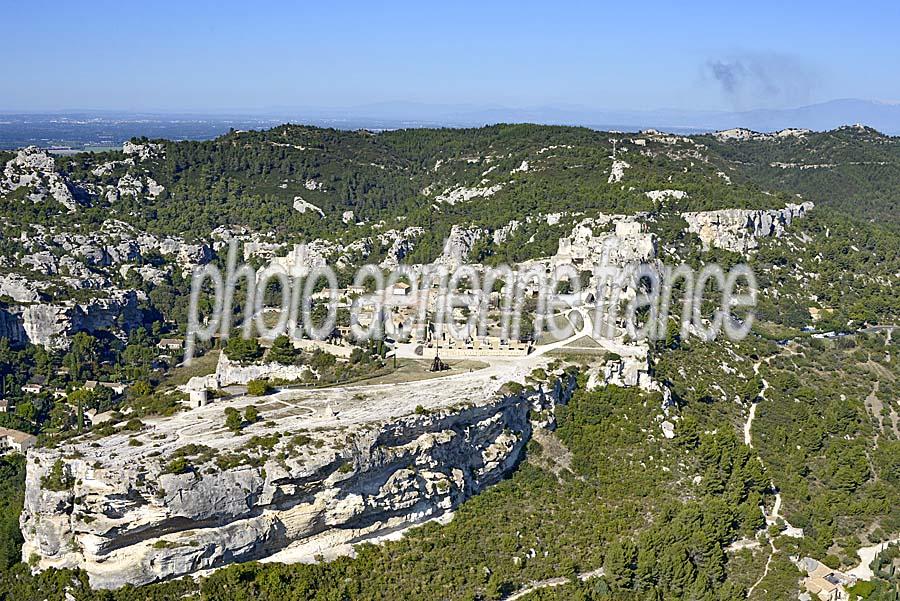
[714,128,759,142]
[8,220,211,295]
[293,196,325,216]
[608,159,630,183]
[554,217,656,267]
[585,339,658,392]
[122,141,164,161]
[434,184,503,205]
[0,273,42,302]
[492,220,521,245]
[212,352,313,386]
[645,189,687,203]
[377,227,424,270]
[510,160,529,174]
[682,202,814,253]
[1,147,81,210]
[0,289,143,349]
[714,128,811,142]
[435,225,484,268]
[21,372,576,588]
[18,290,144,350]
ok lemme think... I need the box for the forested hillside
[0,123,899,599]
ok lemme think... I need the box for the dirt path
[746,538,777,598]
[743,359,801,598]
[744,361,770,448]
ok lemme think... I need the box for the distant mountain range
[1,98,898,149]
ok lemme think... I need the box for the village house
[0,427,37,455]
[83,380,128,396]
[157,338,183,351]
[391,281,411,297]
[801,557,855,601]
[22,375,47,395]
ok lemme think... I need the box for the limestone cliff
[21,373,575,589]
[8,290,144,350]
[682,202,814,253]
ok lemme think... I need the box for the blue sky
[3,0,899,113]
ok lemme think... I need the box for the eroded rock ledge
[21,370,575,589]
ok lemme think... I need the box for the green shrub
[224,407,243,433]
[40,459,72,492]
[247,380,273,397]
[162,456,191,475]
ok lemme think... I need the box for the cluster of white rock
[682,202,814,253]
[432,184,503,205]
[645,189,688,203]
[554,215,656,268]
[6,220,211,286]
[122,140,165,161]
[434,224,484,268]
[713,128,811,142]
[0,289,144,349]
[0,147,81,211]
[292,196,324,216]
[81,142,167,202]
[0,218,213,348]
[607,159,630,183]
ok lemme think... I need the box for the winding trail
[743,359,800,598]
[743,361,770,448]
[746,538,777,598]
[743,403,757,447]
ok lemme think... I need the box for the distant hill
[2,99,899,150]
[260,98,900,134]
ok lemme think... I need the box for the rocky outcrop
[377,227,424,270]
[682,202,814,253]
[435,225,483,268]
[292,196,324,216]
[0,273,42,302]
[122,141,165,162]
[608,159,630,183]
[433,184,503,205]
[211,352,313,386]
[554,217,656,267]
[9,290,143,350]
[585,342,656,392]
[0,147,84,211]
[21,373,576,589]
[9,220,211,287]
